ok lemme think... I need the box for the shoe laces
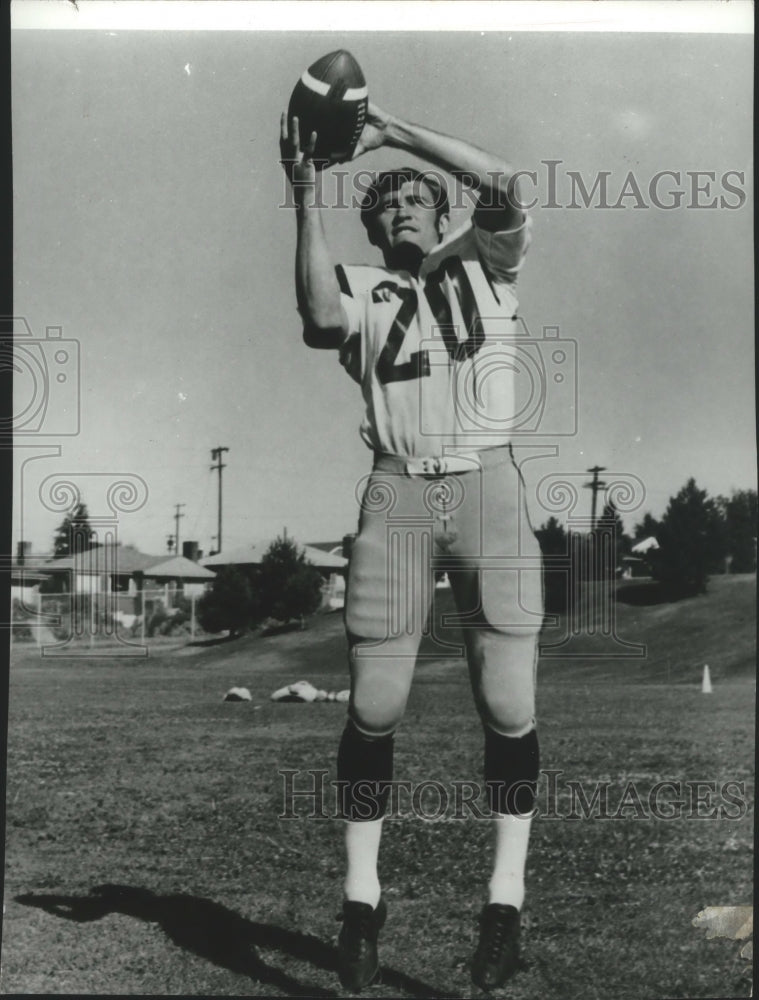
[482,907,517,963]
[486,918,509,960]
[337,903,375,951]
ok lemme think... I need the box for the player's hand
[350,102,393,160]
[280,112,318,188]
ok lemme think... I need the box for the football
[287,50,368,168]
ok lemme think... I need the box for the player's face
[368,180,449,263]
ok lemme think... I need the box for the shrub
[11,598,35,641]
[258,537,324,624]
[146,605,169,638]
[196,567,256,636]
[159,609,190,636]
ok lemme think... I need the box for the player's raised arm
[353,104,524,232]
[280,113,350,349]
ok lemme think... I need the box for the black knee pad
[484,726,539,815]
[337,720,394,821]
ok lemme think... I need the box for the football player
[280,103,544,993]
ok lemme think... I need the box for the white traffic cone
[701,664,713,693]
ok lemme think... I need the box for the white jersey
[338,214,532,457]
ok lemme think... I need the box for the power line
[210,446,229,554]
[583,465,607,532]
[173,503,186,555]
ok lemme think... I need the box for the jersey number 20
[374,257,485,385]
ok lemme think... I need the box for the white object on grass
[224,687,252,702]
[270,681,351,703]
[271,679,318,703]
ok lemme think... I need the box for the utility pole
[583,465,607,532]
[173,503,185,555]
[210,446,229,554]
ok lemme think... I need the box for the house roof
[9,553,54,573]
[307,540,347,554]
[44,544,165,575]
[200,544,263,567]
[301,545,347,569]
[631,535,659,554]
[10,568,51,584]
[146,556,216,580]
[201,543,347,570]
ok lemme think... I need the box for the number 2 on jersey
[374,257,486,385]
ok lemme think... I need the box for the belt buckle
[420,456,446,477]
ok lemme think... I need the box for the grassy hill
[540,574,756,683]
[170,572,756,689]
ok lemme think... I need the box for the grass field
[2,575,755,998]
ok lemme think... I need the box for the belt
[374,445,513,478]
[404,453,482,477]
[373,450,485,477]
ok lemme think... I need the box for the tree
[597,501,631,556]
[535,516,568,556]
[535,517,569,612]
[633,512,661,542]
[651,478,726,596]
[53,501,95,557]
[258,535,324,624]
[717,489,757,573]
[196,567,256,636]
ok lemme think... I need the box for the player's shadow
[15,885,456,998]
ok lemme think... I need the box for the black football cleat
[471,903,522,992]
[337,897,387,992]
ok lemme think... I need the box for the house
[9,542,56,609]
[40,543,216,613]
[201,542,348,610]
[620,536,660,579]
[617,555,651,580]
[202,543,348,576]
[142,555,216,599]
[308,534,356,561]
[41,544,165,597]
[10,563,53,608]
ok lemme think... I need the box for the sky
[10,3,755,558]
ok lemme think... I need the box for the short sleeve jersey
[337,213,532,457]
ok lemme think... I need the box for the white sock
[343,818,383,907]
[488,813,532,909]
